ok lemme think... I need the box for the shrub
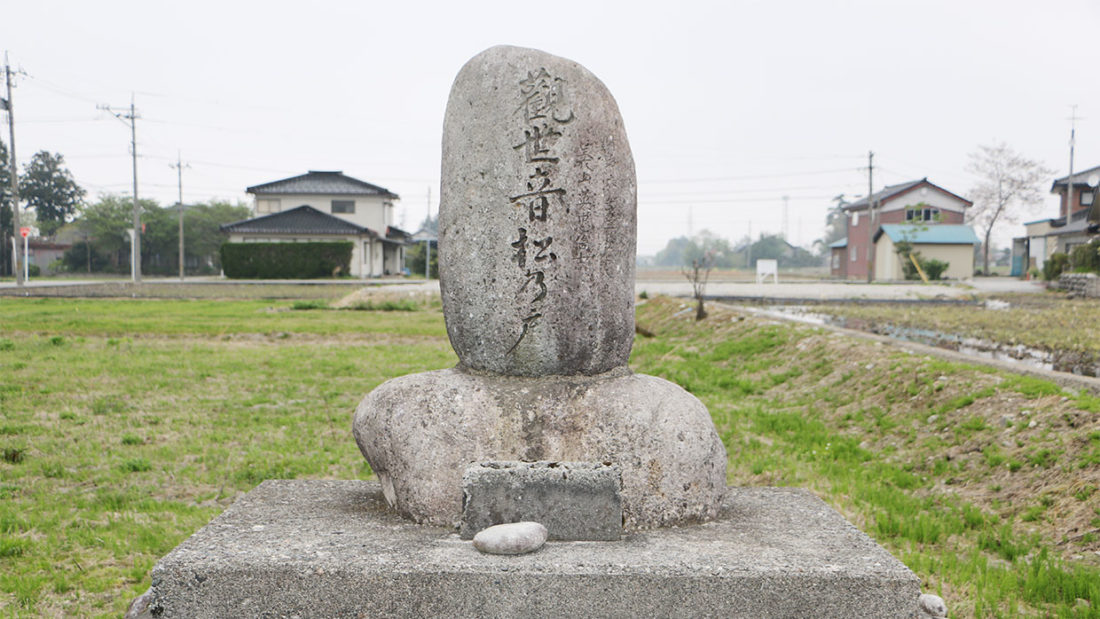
[1069,239,1100,273]
[896,242,950,281]
[922,259,949,281]
[1043,252,1069,281]
[220,242,353,279]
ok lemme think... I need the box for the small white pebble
[472,522,548,555]
[918,592,947,618]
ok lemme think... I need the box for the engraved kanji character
[533,236,557,263]
[510,228,528,268]
[520,269,547,302]
[518,68,574,124]
[506,312,543,355]
[513,124,561,164]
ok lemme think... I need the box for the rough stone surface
[124,588,153,619]
[461,461,622,540]
[353,367,726,530]
[472,521,548,555]
[147,480,922,618]
[918,593,948,618]
[439,45,637,376]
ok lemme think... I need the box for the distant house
[1015,164,1099,274]
[26,239,71,275]
[829,178,976,280]
[222,171,410,277]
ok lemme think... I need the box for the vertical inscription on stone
[507,69,571,354]
[439,45,637,377]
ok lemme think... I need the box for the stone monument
[138,45,930,618]
[353,45,727,531]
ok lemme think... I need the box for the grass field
[1,294,1098,617]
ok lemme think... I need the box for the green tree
[745,234,821,268]
[405,241,438,278]
[183,201,250,272]
[813,194,848,256]
[21,151,86,237]
[77,194,156,271]
[654,230,735,268]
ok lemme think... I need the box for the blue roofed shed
[872,224,979,280]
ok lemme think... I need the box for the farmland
[0,294,1098,617]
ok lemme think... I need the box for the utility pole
[3,52,23,286]
[170,152,189,280]
[98,95,142,283]
[865,151,875,283]
[424,185,431,279]
[746,220,753,271]
[1067,105,1079,217]
[782,195,790,240]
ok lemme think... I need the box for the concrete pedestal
[147,480,920,618]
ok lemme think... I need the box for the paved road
[1,275,1044,301]
[635,276,1045,301]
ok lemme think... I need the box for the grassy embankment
[0,294,1098,617]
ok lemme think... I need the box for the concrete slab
[149,480,920,618]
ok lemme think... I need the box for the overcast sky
[3,0,1098,254]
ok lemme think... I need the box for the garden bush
[220,241,353,279]
[1043,252,1069,281]
[1069,239,1100,273]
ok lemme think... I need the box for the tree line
[650,230,822,269]
[0,145,249,276]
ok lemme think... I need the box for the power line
[642,167,861,184]
[639,194,836,205]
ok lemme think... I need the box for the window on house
[332,200,355,214]
[850,247,857,262]
[1082,191,1095,207]
[831,254,839,268]
[852,212,860,226]
[906,207,940,222]
[256,199,280,214]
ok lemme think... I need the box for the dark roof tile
[220,205,377,236]
[247,171,399,199]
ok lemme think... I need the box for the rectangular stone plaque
[460,461,622,541]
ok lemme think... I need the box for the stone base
[148,480,921,618]
[353,367,728,530]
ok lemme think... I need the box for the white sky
[2,0,1098,255]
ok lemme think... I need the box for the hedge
[219,241,353,279]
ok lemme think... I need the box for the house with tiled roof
[222,171,410,277]
[830,178,975,280]
[1014,165,1099,275]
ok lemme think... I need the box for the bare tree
[682,252,714,321]
[966,143,1052,275]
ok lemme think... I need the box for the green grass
[632,297,1100,618]
[2,295,1098,617]
[0,297,456,617]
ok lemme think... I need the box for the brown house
[830,178,974,280]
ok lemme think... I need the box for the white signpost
[19,227,29,281]
[756,259,778,284]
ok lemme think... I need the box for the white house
[222,171,410,277]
